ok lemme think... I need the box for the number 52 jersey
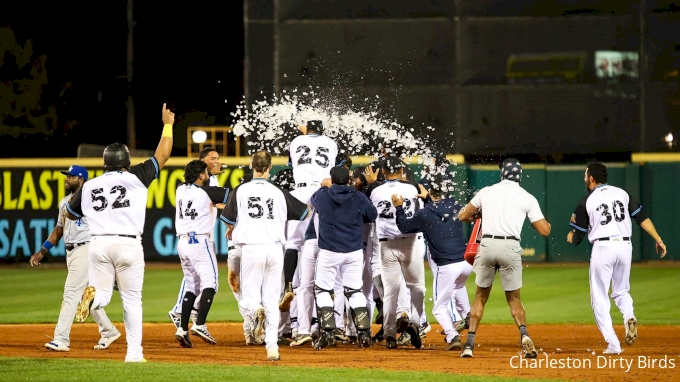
[570,183,644,243]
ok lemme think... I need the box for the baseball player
[173,160,229,348]
[369,156,425,350]
[567,162,667,354]
[280,121,338,312]
[68,103,174,362]
[30,165,120,352]
[457,158,550,358]
[393,174,472,350]
[220,150,310,361]
[169,147,223,329]
[310,166,378,349]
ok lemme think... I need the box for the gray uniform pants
[53,243,119,346]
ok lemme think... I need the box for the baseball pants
[239,243,284,351]
[227,246,253,338]
[171,240,217,315]
[427,248,468,322]
[53,243,119,347]
[177,236,218,295]
[284,186,319,252]
[88,235,145,362]
[432,260,472,343]
[315,249,367,315]
[590,241,634,353]
[296,238,319,336]
[380,236,426,338]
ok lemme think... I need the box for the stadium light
[192,130,207,144]
[664,132,674,144]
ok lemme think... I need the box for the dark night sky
[1,1,244,157]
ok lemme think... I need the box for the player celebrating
[169,147,224,329]
[310,166,378,349]
[567,162,667,354]
[220,150,310,361]
[30,165,120,352]
[173,160,229,348]
[68,103,174,362]
[281,121,338,311]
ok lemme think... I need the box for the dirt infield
[1,323,678,381]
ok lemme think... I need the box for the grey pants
[53,243,119,346]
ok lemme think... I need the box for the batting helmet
[307,120,323,135]
[103,143,131,170]
[272,168,295,191]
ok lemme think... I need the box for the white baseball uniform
[220,178,309,353]
[370,180,426,339]
[50,195,119,348]
[67,156,160,362]
[569,183,644,353]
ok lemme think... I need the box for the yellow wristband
[162,124,173,138]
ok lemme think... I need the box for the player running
[567,162,667,354]
[173,160,229,348]
[68,103,174,362]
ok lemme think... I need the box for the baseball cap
[382,156,406,173]
[331,166,351,185]
[60,165,89,181]
[428,174,452,194]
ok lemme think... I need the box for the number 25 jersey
[289,134,338,185]
[570,183,644,243]
[67,157,160,236]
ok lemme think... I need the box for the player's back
[230,179,289,245]
[175,184,217,235]
[585,184,633,241]
[370,180,420,239]
[81,171,148,236]
[289,134,338,185]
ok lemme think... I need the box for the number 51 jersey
[68,157,160,236]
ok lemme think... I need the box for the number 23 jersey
[67,157,160,236]
[570,183,643,243]
[289,134,338,185]
[370,180,421,239]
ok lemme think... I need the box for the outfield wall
[0,154,677,262]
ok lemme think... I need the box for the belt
[65,242,87,252]
[482,234,519,241]
[179,233,211,238]
[296,182,321,188]
[93,234,137,239]
[596,237,630,242]
[379,234,424,242]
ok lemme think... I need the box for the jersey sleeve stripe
[299,207,309,221]
[66,204,83,219]
[150,157,160,179]
[569,222,588,233]
[630,206,642,217]
[222,189,229,204]
[220,215,236,225]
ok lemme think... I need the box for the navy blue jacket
[310,185,378,253]
[395,197,466,266]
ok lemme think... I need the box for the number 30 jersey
[570,183,645,243]
[370,180,421,240]
[67,157,160,236]
[175,184,229,236]
[289,134,338,186]
[220,178,309,245]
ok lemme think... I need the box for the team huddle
[30,104,668,363]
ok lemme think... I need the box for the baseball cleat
[245,333,256,345]
[396,312,409,333]
[405,323,422,349]
[521,335,538,358]
[125,358,147,363]
[267,347,280,361]
[253,307,267,345]
[168,311,181,330]
[175,328,193,348]
[333,328,348,342]
[386,336,397,350]
[445,335,463,351]
[460,345,474,357]
[291,327,298,341]
[190,310,198,326]
[190,325,217,345]
[277,336,292,346]
[75,286,96,323]
[290,334,313,347]
[358,330,372,348]
[279,282,295,312]
[313,330,337,350]
[397,332,411,346]
[345,335,358,345]
[94,332,121,350]
[455,313,470,332]
[44,341,70,352]
[419,322,431,338]
[625,317,637,345]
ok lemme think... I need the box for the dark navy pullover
[310,184,378,253]
[395,197,466,266]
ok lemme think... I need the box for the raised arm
[155,103,175,169]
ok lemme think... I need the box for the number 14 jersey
[570,183,643,243]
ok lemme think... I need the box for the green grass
[0,357,567,382]
[0,263,678,325]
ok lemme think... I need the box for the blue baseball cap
[61,165,89,181]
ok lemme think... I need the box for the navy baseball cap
[331,166,351,185]
[61,165,89,181]
[382,156,406,173]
